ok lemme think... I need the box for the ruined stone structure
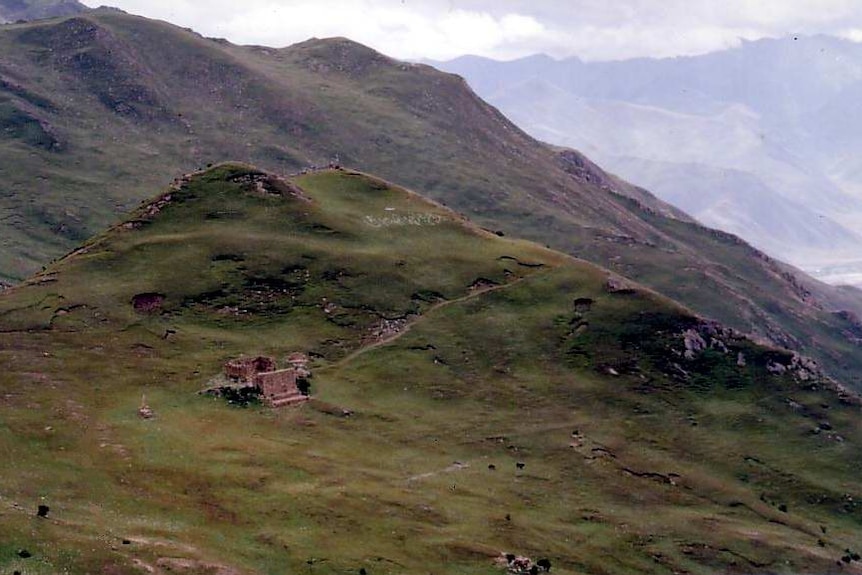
[224,356,276,383]
[254,369,307,407]
[222,355,309,408]
[287,352,311,377]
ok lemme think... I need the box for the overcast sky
[80,0,862,61]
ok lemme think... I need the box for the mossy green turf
[1,165,861,574]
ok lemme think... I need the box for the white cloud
[728,0,858,27]
[81,0,551,59]
[222,4,552,60]
[79,0,862,61]
[557,24,768,61]
[840,28,862,43]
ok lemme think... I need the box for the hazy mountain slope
[0,11,861,389]
[805,77,862,235]
[483,78,859,264]
[608,157,857,259]
[433,36,862,280]
[440,36,862,131]
[0,0,86,22]
[2,164,862,575]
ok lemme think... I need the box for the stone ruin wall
[254,369,299,400]
[224,356,277,383]
[220,354,309,407]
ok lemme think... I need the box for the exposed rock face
[775,353,820,382]
[675,320,741,366]
[682,329,708,360]
[557,149,616,190]
[139,194,173,220]
[556,149,690,221]
[679,319,824,383]
[605,276,636,294]
[365,316,412,343]
[227,170,312,202]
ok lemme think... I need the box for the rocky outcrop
[605,275,637,294]
[556,148,691,221]
[678,319,825,383]
[765,353,820,382]
[227,170,312,201]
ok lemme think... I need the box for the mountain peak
[285,36,402,76]
[0,0,87,23]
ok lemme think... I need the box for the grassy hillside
[0,10,860,389]
[1,165,861,574]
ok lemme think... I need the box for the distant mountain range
[432,36,862,287]
[0,0,86,22]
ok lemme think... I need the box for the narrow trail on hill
[406,461,470,482]
[325,270,549,371]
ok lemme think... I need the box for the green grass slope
[1,165,862,574]
[0,10,860,387]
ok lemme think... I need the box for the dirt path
[326,271,546,371]
[406,461,470,482]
